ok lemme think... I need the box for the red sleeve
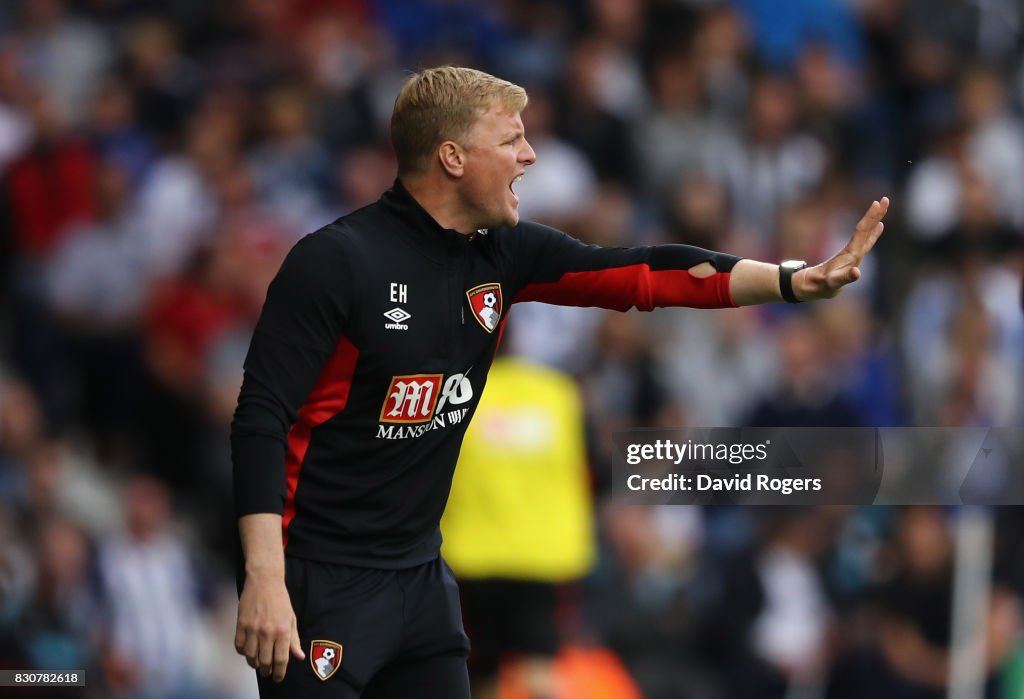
[511,222,740,310]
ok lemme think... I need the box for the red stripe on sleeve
[282,336,360,548]
[514,265,735,310]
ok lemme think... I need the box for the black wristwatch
[779,260,808,303]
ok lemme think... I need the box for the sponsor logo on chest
[377,371,475,439]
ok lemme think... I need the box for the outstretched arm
[510,198,889,311]
[729,197,889,306]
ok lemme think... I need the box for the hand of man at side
[235,513,305,682]
[792,196,889,301]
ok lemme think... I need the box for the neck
[401,174,476,234]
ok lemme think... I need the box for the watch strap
[779,263,805,304]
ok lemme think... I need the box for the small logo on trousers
[310,640,343,680]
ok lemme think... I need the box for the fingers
[235,576,300,682]
[863,196,890,224]
[272,634,292,682]
[826,266,859,292]
[271,623,304,683]
[235,616,259,670]
[290,626,306,660]
[236,623,297,680]
[234,625,247,659]
[850,197,890,256]
[240,630,259,670]
[258,632,276,678]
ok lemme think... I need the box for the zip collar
[381,179,477,251]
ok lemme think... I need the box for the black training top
[231,180,741,568]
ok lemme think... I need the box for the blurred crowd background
[0,0,1022,697]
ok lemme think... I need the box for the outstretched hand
[794,197,889,301]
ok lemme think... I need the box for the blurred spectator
[905,124,972,240]
[0,47,33,173]
[591,504,709,699]
[489,0,571,86]
[815,298,905,427]
[513,86,596,225]
[555,38,638,187]
[332,144,398,214]
[249,83,333,233]
[902,249,1023,427]
[634,51,719,204]
[704,72,827,238]
[139,245,245,490]
[958,64,1024,230]
[87,78,155,189]
[871,507,1019,699]
[745,313,861,427]
[0,378,45,470]
[121,16,202,147]
[299,8,384,155]
[0,377,121,539]
[443,354,596,699]
[730,0,863,70]
[689,5,750,125]
[131,105,225,278]
[0,506,33,663]
[376,0,505,67]
[15,0,113,127]
[0,85,99,428]
[96,477,207,699]
[584,312,680,490]
[3,87,96,261]
[906,65,1024,242]
[578,0,648,120]
[507,301,603,378]
[17,516,100,675]
[660,304,776,428]
[710,508,838,699]
[45,159,147,457]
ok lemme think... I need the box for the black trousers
[255,556,471,698]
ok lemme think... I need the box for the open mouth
[509,174,523,201]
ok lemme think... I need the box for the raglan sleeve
[509,221,741,310]
[230,230,353,517]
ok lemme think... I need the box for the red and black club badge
[466,283,502,333]
[310,640,343,681]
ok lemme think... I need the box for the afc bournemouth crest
[310,640,343,681]
[466,283,502,333]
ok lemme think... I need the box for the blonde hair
[391,66,528,176]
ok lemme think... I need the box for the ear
[438,140,465,178]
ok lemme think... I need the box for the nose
[520,138,536,166]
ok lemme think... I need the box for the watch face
[781,260,807,270]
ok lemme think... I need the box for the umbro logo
[384,307,411,330]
